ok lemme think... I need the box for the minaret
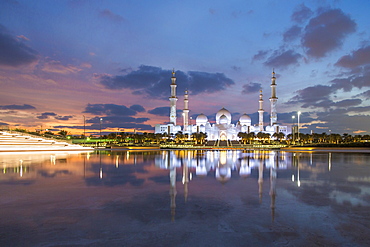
[183,90,189,132]
[269,70,278,126]
[169,69,178,125]
[258,90,264,131]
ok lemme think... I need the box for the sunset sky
[1,0,370,135]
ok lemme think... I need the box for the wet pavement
[0,150,369,246]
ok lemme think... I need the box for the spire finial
[172,68,175,76]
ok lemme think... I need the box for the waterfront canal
[0,150,369,246]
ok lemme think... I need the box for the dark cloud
[83,104,137,116]
[356,90,370,100]
[316,110,370,134]
[283,25,301,42]
[286,85,335,109]
[87,116,149,125]
[0,24,38,67]
[37,112,57,119]
[242,82,261,94]
[264,49,302,69]
[98,65,235,99]
[0,104,35,110]
[335,45,370,69]
[334,99,362,108]
[99,9,125,22]
[302,8,356,58]
[348,106,370,113]
[331,67,370,91]
[148,107,182,117]
[252,50,269,61]
[291,4,313,23]
[129,104,145,113]
[148,107,169,116]
[36,112,73,121]
[330,77,353,92]
[79,104,153,131]
[55,115,73,121]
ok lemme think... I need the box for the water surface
[0,150,369,246]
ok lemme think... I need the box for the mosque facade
[154,70,290,140]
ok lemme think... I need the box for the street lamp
[83,115,86,145]
[297,111,301,142]
[100,118,103,141]
[292,115,295,143]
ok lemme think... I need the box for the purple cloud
[0,24,38,67]
[334,99,362,108]
[287,85,335,109]
[37,112,57,119]
[291,4,313,23]
[335,45,370,69]
[98,65,235,99]
[252,50,269,61]
[264,50,302,69]
[83,104,137,116]
[302,8,356,58]
[0,104,35,110]
[129,104,145,113]
[283,25,301,42]
[242,82,261,94]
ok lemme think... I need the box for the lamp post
[83,115,86,145]
[292,115,295,143]
[100,118,102,141]
[297,111,301,142]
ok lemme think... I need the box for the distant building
[155,70,290,140]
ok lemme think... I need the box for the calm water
[0,149,369,246]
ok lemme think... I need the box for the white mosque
[154,70,289,140]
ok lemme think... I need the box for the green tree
[58,130,68,138]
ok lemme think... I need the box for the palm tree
[272,132,285,142]
[58,130,68,138]
[175,131,185,143]
[191,132,207,144]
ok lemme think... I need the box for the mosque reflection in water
[0,149,333,222]
[154,150,330,221]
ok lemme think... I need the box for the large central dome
[216,108,231,125]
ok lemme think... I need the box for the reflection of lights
[219,151,227,166]
[292,174,295,182]
[126,152,130,160]
[298,180,301,187]
[328,153,332,171]
[115,155,119,168]
[19,159,23,177]
[99,168,103,179]
[50,155,56,165]
[190,172,193,180]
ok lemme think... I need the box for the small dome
[196,113,208,125]
[239,113,251,125]
[216,108,231,125]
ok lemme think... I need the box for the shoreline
[107,145,370,153]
